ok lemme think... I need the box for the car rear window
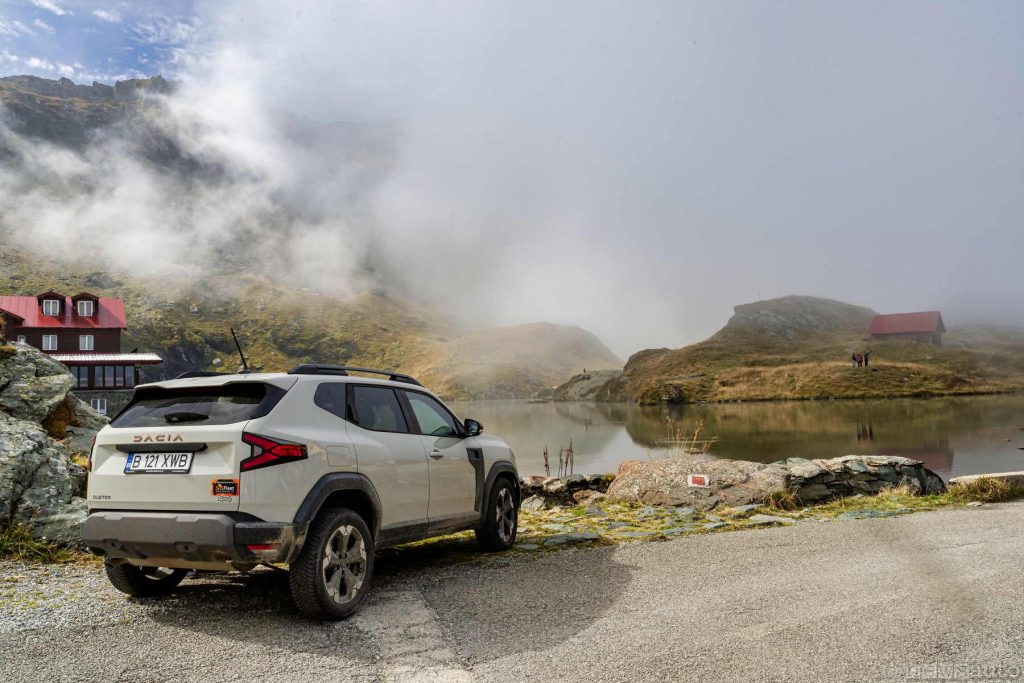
[111,382,286,428]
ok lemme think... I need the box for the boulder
[0,344,75,423]
[606,457,789,510]
[0,411,87,545]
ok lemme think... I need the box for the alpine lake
[447,395,1024,480]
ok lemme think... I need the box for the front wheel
[290,508,374,620]
[476,478,518,551]
[104,561,188,597]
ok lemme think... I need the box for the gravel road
[3,502,1023,682]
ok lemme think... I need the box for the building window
[72,366,89,388]
[90,397,107,415]
[42,335,57,351]
[16,335,26,343]
[76,300,94,316]
[79,335,94,351]
[42,299,60,316]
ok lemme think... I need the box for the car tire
[476,478,518,551]
[290,508,374,620]
[104,561,188,597]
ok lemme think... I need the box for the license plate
[124,452,194,474]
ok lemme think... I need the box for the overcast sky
[1,1,1022,354]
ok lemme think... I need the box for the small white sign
[688,473,710,488]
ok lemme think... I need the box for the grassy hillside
[561,296,1024,404]
[0,246,616,399]
[403,322,621,400]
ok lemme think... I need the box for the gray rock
[541,523,571,533]
[837,509,903,521]
[521,495,547,512]
[0,344,75,423]
[543,532,599,546]
[785,458,826,479]
[673,506,697,517]
[731,504,762,514]
[705,514,723,523]
[585,505,607,517]
[661,525,695,535]
[515,543,541,550]
[703,522,728,529]
[606,521,630,529]
[0,412,87,545]
[966,501,983,507]
[746,514,794,526]
[616,531,656,538]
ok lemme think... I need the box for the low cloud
[2,1,1023,354]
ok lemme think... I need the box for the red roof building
[869,311,945,345]
[0,290,162,414]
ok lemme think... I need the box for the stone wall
[524,455,946,511]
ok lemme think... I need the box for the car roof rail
[174,371,230,379]
[287,364,423,386]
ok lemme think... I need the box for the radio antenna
[230,328,251,374]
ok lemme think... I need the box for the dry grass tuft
[0,525,83,563]
[765,489,801,511]
[948,477,1023,504]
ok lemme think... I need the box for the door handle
[429,450,443,459]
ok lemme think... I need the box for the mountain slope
[0,246,616,399]
[560,295,1024,404]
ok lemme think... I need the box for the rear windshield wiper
[163,411,209,424]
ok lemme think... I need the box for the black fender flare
[479,461,521,525]
[293,472,383,540]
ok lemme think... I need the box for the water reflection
[448,395,1024,480]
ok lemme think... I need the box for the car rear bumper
[82,511,302,566]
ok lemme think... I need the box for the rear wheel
[290,508,374,620]
[476,478,518,551]
[104,561,188,597]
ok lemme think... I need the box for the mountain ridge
[557,295,1024,404]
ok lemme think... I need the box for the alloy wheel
[322,524,367,604]
[496,487,516,543]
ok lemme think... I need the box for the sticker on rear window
[211,479,239,496]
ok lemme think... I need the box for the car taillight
[240,432,308,472]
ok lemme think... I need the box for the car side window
[404,392,459,437]
[313,382,348,420]
[350,386,409,433]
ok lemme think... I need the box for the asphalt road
[3,503,1023,682]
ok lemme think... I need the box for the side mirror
[464,418,483,437]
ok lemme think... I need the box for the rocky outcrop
[0,411,87,544]
[0,344,74,422]
[0,75,174,102]
[553,369,622,401]
[605,455,945,510]
[0,343,106,545]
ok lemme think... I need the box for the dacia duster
[82,365,520,619]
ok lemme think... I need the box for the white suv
[82,365,520,619]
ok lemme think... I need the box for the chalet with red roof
[869,311,946,346]
[0,290,162,414]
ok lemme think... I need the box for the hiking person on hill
[863,351,871,367]
[851,352,857,368]
[855,353,863,367]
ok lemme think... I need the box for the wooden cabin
[0,290,162,414]
[869,311,946,346]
